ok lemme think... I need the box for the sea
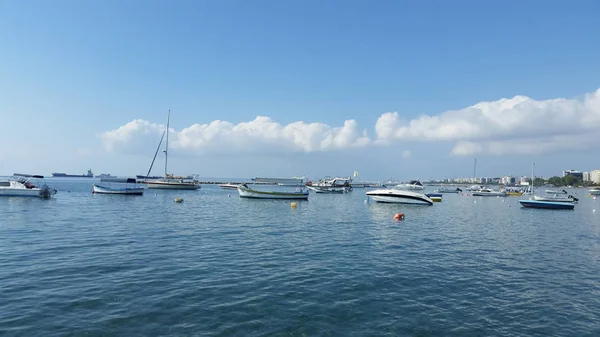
[1,179,600,336]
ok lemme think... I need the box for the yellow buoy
[290,202,298,208]
[175,198,183,203]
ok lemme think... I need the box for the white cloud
[100,116,371,155]
[376,88,600,155]
[100,88,600,158]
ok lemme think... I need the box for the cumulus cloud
[100,88,600,157]
[100,116,371,155]
[376,88,600,155]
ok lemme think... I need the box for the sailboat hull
[519,200,575,209]
[93,184,144,195]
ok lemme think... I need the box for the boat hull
[366,189,433,205]
[238,186,309,199]
[472,191,507,197]
[519,200,575,209]
[307,186,349,193]
[533,195,576,203]
[0,188,44,197]
[219,184,240,189]
[144,180,201,190]
[589,189,600,196]
[92,184,144,195]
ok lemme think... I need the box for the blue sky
[1,0,599,180]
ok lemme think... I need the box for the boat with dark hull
[52,169,93,178]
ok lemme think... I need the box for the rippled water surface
[1,180,600,336]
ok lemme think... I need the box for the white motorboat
[588,188,600,196]
[466,185,484,191]
[142,110,201,190]
[0,174,57,198]
[366,188,433,205]
[471,188,507,197]
[92,178,144,195]
[237,184,309,200]
[533,194,578,203]
[394,180,424,190]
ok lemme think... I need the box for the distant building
[583,172,590,182]
[590,170,600,184]
[519,176,529,185]
[563,169,584,179]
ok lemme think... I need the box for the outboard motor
[568,195,579,202]
[39,184,56,199]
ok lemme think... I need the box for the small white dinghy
[93,178,144,195]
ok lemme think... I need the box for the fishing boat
[92,178,144,195]
[366,188,433,205]
[219,183,240,189]
[519,163,575,210]
[533,194,578,203]
[588,188,600,196]
[0,174,57,198]
[141,110,201,190]
[237,183,309,200]
[471,188,507,197]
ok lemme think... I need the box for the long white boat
[237,184,309,200]
[307,186,349,194]
[545,189,567,194]
[92,178,144,195]
[141,110,201,190]
[471,188,507,197]
[533,194,578,203]
[435,186,463,193]
[589,188,600,196]
[0,174,56,198]
[366,188,433,205]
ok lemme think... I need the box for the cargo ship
[52,169,94,178]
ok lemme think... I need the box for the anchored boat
[0,174,56,198]
[92,178,144,195]
[366,188,433,205]
[141,110,201,190]
[237,184,309,200]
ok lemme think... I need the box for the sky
[1,0,599,181]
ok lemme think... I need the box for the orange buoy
[394,213,405,221]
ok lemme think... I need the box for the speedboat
[533,194,578,203]
[92,178,144,195]
[0,174,57,198]
[366,188,433,205]
[395,180,424,190]
[589,188,600,196]
[466,185,484,191]
[237,184,309,200]
[471,188,507,197]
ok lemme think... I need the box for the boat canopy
[100,178,137,184]
[409,180,423,186]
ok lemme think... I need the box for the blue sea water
[1,179,600,336]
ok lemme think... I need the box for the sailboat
[519,163,574,210]
[141,111,201,190]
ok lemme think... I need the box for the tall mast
[473,157,477,181]
[531,162,535,194]
[164,110,170,177]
